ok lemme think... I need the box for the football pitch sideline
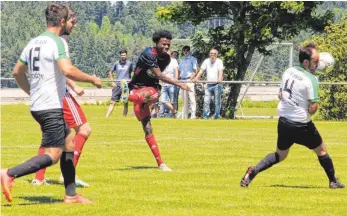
[1,105,346,216]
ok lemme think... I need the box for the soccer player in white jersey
[240,42,344,189]
[0,3,102,204]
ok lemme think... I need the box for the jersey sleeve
[19,44,29,65]
[138,51,158,69]
[111,63,117,72]
[54,38,70,61]
[307,75,319,102]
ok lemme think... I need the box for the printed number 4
[29,47,40,72]
[283,79,295,99]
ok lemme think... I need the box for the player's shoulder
[140,47,157,61]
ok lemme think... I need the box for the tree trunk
[225,45,256,119]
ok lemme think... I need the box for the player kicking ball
[240,42,344,189]
[120,30,191,171]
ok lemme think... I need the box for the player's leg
[106,86,121,118]
[305,122,344,189]
[240,117,293,187]
[132,88,171,171]
[61,131,92,204]
[32,146,50,185]
[141,116,171,171]
[62,93,90,187]
[203,86,212,119]
[1,109,66,202]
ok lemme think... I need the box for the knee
[277,151,288,162]
[77,124,92,136]
[46,150,63,164]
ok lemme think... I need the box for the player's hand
[191,78,198,83]
[73,86,85,96]
[179,83,192,92]
[92,75,102,88]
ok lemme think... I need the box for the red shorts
[131,87,160,121]
[62,92,87,129]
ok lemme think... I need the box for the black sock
[254,152,280,174]
[8,154,53,178]
[318,153,336,183]
[60,152,76,197]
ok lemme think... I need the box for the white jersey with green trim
[19,32,70,111]
[277,66,319,123]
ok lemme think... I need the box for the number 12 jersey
[19,31,70,111]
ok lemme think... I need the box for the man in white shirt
[1,3,102,204]
[240,42,344,189]
[193,48,224,119]
[159,51,179,117]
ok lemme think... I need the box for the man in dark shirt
[106,49,135,118]
[121,30,191,171]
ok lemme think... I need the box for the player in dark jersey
[120,30,191,171]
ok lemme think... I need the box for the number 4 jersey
[277,66,319,123]
[19,32,69,111]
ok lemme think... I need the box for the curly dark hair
[152,30,172,43]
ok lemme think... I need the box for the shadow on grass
[116,166,157,171]
[25,179,62,186]
[267,184,324,189]
[1,196,62,206]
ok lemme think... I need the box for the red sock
[145,134,163,166]
[129,94,145,103]
[74,133,88,167]
[34,147,46,180]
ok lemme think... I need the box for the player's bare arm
[13,61,30,95]
[66,78,84,96]
[278,89,283,100]
[57,59,102,88]
[308,102,319,115]
[151,67,191,92]
[109,69,116,87]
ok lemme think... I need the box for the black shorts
[31,109,70,148]
[277,117,322,150]
[111,86,122,101]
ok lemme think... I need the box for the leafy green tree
[311,17,347,120]
[157,1,333,118]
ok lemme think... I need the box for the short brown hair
[299,42,317,63]
[67,7,76,21]
[45,3,69,27]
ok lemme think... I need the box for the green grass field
[1,105,346,216]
